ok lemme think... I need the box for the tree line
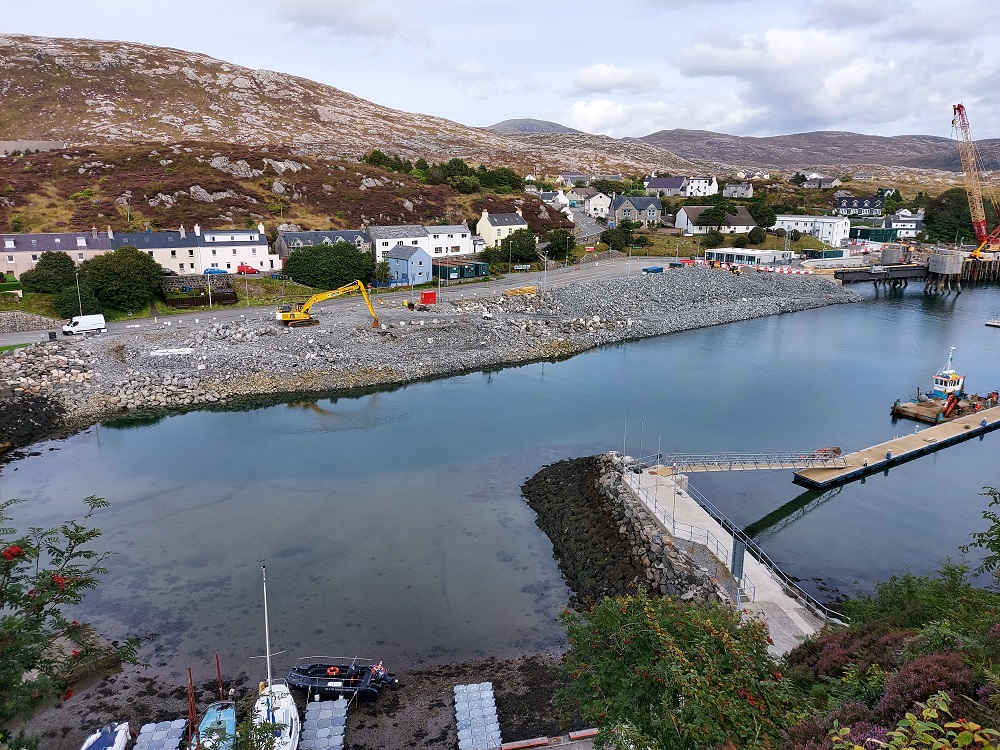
[361,151,525,195]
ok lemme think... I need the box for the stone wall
[595,452,731,604]
[0,311,60,333]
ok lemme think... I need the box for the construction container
[880,245,905,264]
[420,291,437,305]
[928,250,963,275]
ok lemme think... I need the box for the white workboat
[80,722,129,750]
[986,319,1000,328]
[253,564,301,750]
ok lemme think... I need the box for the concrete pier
[623,471,825,654]
[794,404,1000,489]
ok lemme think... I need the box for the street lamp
[507,236,512,274]
[75,271,82,316]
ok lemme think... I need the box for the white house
[273,230,371,258]
[385,245,433,285]
[477,209,529,248]
[676,206,756,234]
[367,225,429,262]
[424,224,474,257]
[585,192,612,219]
[881,209,925,239]
[2,228,112,279]
[684,176,718,197]
[774,215,851,247]
[197,224,277,273]
[556,171,589,187]
[644,177,687,197]
[722,182,753,199]
[705,248,793,266]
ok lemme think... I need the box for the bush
[557,591,794,749]
[18,251,77,294]
[702,229,725,248]
[733,234,749,248]
[784,701,877,750]
[283,242,375,289]
[748,226,767,244]
[786,624,912,678]
[79,246,162,313]
[875,651,974,723]
[55,282,101,318]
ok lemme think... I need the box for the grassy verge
[0,292,61,319]
[0,343,31,354]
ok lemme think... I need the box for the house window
[383,241,389,247]
[189,263,195,269]
[226,263,232,269]
[433,234,439,239]
[496,230,501,237]
[435,247,443,254]
[447,234,453,238]
[411,240,418,245]
[233,249,237,255]
[6,255,13,262]
[31,254,38,261]
[76,237,86,247]
[77,253,84,260]
[623,209,632,217]
[252,248,257,255]
[212,249,217,256]
[3,240,13,248]
[147,251,153,257]
[171,250,177,258]
[188,249,194,257]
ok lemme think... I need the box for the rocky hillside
[636,128,1000,172]
[0,34,692,176]
[0,142,572,236]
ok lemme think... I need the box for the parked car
[63,314,107,335]
[161,268,178,276]
[203,268,228,275]
[236,264,259,274]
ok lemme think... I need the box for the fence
[629,455,848,624]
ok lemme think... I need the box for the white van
[62,314,107,335]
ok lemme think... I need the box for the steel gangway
[644,451,848,473]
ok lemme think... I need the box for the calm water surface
[2,281,999,679]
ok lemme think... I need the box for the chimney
[194,224,201,237]
[481,209,488,220]
[257,222,265,235]
[179,225,186,239]
[91,226,98,239]
[107,225,114,241]
[515,208,522,217]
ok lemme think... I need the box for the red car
[236,265,259,274]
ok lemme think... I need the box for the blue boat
[198,700,237,749]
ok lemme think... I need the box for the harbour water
[1,281,999,677]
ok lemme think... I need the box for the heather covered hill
[0,143,572,236]
[0,34,692,176]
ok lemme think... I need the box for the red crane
[951,103,1000,254]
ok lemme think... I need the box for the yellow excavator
[275,280,380,328]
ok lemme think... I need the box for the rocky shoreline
[1,269,861,455]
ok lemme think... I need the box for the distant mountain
[487,119,582,135]
[635,129,1000,172]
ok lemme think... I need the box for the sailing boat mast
[261,563,273,688]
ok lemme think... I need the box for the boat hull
[253,682,301,750]
[287,658,399,702]
[80,722,129,750]
[198,700,237,750]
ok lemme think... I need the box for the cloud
[277,0,413,38]
[672,25,1000,136]
[563,96,760,137]
[424,55,497,87]
[572,64,659,94]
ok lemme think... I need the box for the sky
[5,0,1000,139]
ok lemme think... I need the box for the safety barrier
[630,455,848,624]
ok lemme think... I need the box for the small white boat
[986,319,1000,328]
[80,722,129,750]
[252,564,301,750]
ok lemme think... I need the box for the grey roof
[645,177,685,190]
[281,230,370,246]
[559,171,588,177]
[385,244,425,260]
[594,174,624,181]
[113,231,199,250]
[367,225,428,240]
[611,196,663,211]
[425,224,470,235]
[568,187,599,198]
[681,205,757,228]
[1,231,113,252]
[538,191,558,201]
[482,212,527,227]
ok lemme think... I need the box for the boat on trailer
[80,722,129,750]
[287,656,399,702]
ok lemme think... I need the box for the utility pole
[75,271,82,315]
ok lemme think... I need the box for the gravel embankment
[1,270,861,453]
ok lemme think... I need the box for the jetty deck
[794,404,1000,489]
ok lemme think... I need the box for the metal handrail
[655,451,847,470]
[631,454,847,624]
[626,475,756,603]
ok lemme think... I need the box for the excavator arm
[276,280,380,328]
